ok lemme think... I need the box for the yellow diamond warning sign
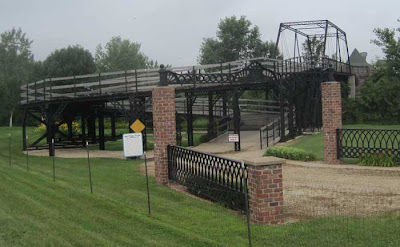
[130,119,145,133]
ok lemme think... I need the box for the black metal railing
[207,114,233,140]
[259,118,282,149]
[259,112,294,149]
[337,129,400,159]
[168,145,247,211]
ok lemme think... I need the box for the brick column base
[244,157,285,224]
[152,87,176,185]
[321,81,342,164]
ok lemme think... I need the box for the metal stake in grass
[52,139,55,182]
[86,141,93,193]
[9,133,12,166]
[26,135,29,172]
[243,161,252,247]
[144,151,151,216]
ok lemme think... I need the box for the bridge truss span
[19,20,352,155]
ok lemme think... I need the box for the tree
[198,16,280,64]
[0,28,34,125]
[344,20,400,123]
[371,20,400,76]
[43,45,96,77]
[95,36,156,72]
[302,37,324,65]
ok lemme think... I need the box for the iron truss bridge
[19,20,352,156]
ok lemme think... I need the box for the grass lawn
[1,127,400,246]
[286,124,400,162]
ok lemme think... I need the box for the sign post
[228,133,240,151]
[144,151,151,216]
[86,141,93,193]
[123,132,151,216]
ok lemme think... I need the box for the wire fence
[1,134,400,246]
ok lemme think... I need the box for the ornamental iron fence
[167,145,247,211]
[337,129,400,159]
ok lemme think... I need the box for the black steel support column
[222,92,227,117]
[81,115,86,147]
[128,94,147,150]
[111,113,116,141]
[89,113,96,144]
[288,80,295,138]
[67,121,73,140]
[233,90,241,151]
[128,94,135,133]
[207,91,214,138]
[265,88,270,113]
[141,97,147,151]
[186,92,194,147]
[98,109,105,150]
[279,79,286,142]
[288,101,295,139]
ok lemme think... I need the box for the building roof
[349,48,370,66]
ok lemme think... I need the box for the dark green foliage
[359,152,400,167]
[343,20,400,124]
[199,134,209,143]
[371,20,400,77]
[0,28,34,125]
[42,45,96,77]
[343,75,400,124]
[265,146,316,161]
[302,36,324,64]
[95,36,157,72]
[198,15,280,64]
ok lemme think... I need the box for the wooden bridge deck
[19,56,351,107]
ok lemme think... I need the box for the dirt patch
[284,162,400,221]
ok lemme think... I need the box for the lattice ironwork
[337,129,400,158]
[168,145,247,211]
[167,61,276,85]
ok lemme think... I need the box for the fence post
[244,157,285,224]
[321,81,342,164]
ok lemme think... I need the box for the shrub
[359,152,400,167]
[264,146,316,161]
[199,134,209,143]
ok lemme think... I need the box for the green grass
[286,124,400,162]
[1,127,400,246]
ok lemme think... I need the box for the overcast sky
[0,0,399,66]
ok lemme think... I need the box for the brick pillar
[244,157,285,225]
[321,81,342,164]
[152,87,176,185]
